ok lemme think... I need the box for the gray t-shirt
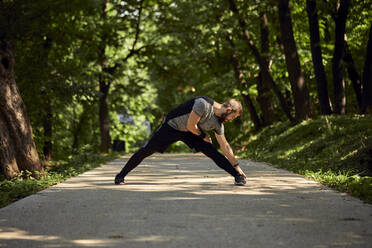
[167,98,224,135]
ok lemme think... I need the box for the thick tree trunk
[0,43,43,179]
[0,111,19,178]
[306,0,332,115]
[361,24,372,114]
[258,12,276,125]
[227,0,295,123]
[278,0,313,121]
[343,42,362,110]
[332,0,350,114]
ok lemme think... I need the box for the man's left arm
[215,133,246,178]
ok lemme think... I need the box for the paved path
[0,153,372,248]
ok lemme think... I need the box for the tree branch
[123,0,144,63]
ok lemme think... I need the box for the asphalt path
[0,153,372,248]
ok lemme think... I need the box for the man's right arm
[186,111,211,143]
[186,111,202,136]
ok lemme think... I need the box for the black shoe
[235,175,246,186]
[115,175,125,185]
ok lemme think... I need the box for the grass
[0,152,123,208]
[237,115,372,204]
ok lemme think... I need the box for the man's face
[221,108,239,122]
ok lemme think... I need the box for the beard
[217,111,230,123]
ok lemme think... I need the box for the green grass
[237,115,372,203]
[0,152,123,208]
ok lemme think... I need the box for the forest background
[0,0,372,205]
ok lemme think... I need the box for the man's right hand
[234,165,247,178]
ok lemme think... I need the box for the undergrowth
[237,115,372,204]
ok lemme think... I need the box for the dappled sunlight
[0,227,186,247]
[0,227,60,241]
[46,156,328,198]
[71,239,122,247]
[129,235,185,242]
[1,154,371,248]
[153,196,204,201]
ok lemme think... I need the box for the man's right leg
[115,145,156,184]
[115,124,179,184]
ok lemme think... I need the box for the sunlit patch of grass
[237,115,372,203]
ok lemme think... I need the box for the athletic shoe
[114,175,125,185]
[234,175,246,186]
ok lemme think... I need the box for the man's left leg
[181,134,241,179]
[197,141,246,185]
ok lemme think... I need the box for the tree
[278,0,313,120]
[343,42,362,110]
[227,0,295,123]
[257,11,277,125]
[306,0,332,115]
[94,0,147,152]
[0,42,44,179]
[227,35,262,130]
[331,0,350,114]
[361,24,372,114]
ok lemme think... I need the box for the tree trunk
[361,24,372,114]
[72,102,90,152]
[343,42,362,110]
[41,90,52,161]
[258,12,276,125]
[0,111,19,178]
[98,1,112,153]
[41,37,53,161]
[306,0,332,115]
[228,37,262,130]
[227,0,295,123]
[0,42,43,179]
[332,0,350,115]
[99,78,111,153]
[278,0,313,121]
[242,94,261,131]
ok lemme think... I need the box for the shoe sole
[115,179,125,185]
[235,182,245,186]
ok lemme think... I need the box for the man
[114,96,247,186]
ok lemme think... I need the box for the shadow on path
[0,154,372,248]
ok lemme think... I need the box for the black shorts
[143,123,206,153]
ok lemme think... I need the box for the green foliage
[237,115,372,203]
[0,152,121,208]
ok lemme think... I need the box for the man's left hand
[204,134,212,143]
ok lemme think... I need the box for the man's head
[219,98,243,122]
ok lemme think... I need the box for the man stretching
[114,96,247,186]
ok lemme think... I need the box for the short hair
[222,99,243,116]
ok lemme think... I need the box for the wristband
[233,163,239,167]
[198,132,206,139]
